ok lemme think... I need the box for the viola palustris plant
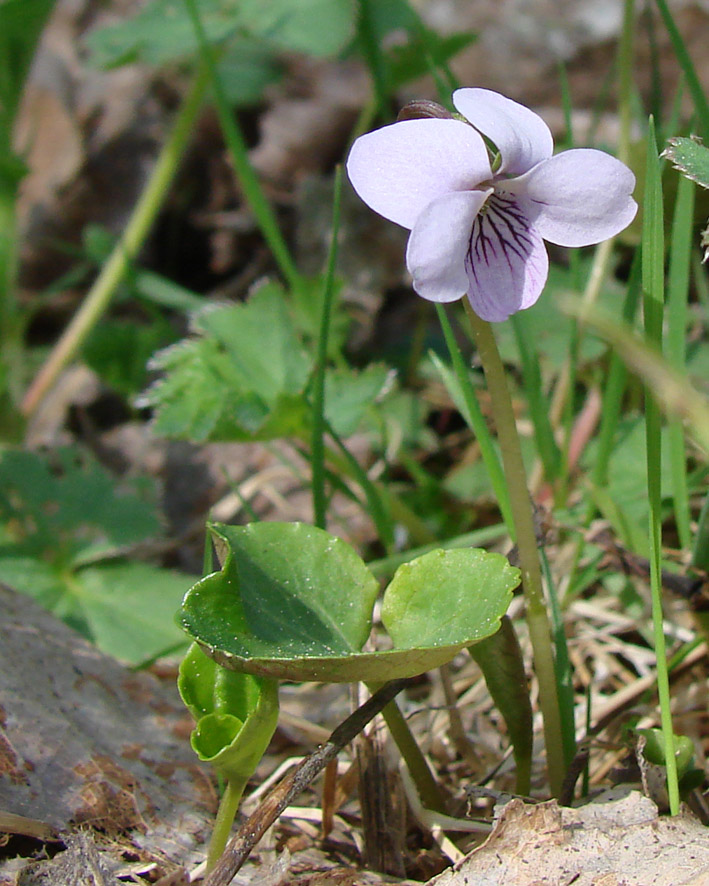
[347,88,637,321]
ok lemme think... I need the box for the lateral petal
[509,149,637,247]
[465,195,549,322]
[406,189,491,303]
[453,88,553,177]
[346,118,491,230]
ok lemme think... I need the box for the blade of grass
[0,0,57,428]
[666,173,695,550]
[654,0,709,139]
[560,298,709,456]
[540,547,576,770]
[322,414,395,553]
[468,616,533,795]
[592,248,643,487]
[643,3,663,134]
[22,62,211,416]
[311,167,343,529]
[642,115,679,815]
[183,0,300,291]
[434,304,513,534]
[693,249,709,311]
[367,523,507,579]
[511,313,561,483]
[692,491,709,570]
[355,0,389,118]
[556,59,583,500]
[549,0,635,433]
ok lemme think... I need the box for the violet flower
[346,88,637,322]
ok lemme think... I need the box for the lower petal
[465,195,549,322]
[406,189,491,303]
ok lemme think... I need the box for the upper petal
[465,194,549,322]
[406,189,491,303]
[346,118,491,230]
[453,88,553,177]
[507,149,638,247]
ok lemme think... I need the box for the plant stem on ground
[206,777,249,873]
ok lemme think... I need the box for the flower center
[467,193,534,272]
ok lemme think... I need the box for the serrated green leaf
[324,364,393,437]
[85,0,241,69]
[197,283,311,402]
[0,446,162,558]
[180,523,517,682]
[238,0,356,57]
[77,561,191,664]
[0,555,192,664]
[0,446,194,664]
[178,643,278,778]
[217,39,282,107]
[140,282,312,442]
[386,31,477,91]
[663,136,709,190]
[86,0,354,71]
[83,318,175,397]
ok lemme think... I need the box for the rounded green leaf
[382,548,520,648]
[180,522,379,660]
[180,526,518,682]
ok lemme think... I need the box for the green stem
[436,303,514,533]
[206,776,248,872]
[22,63,211,417]
[311,167,343,529]
[464,301,565,798]
[540,548,576,769]
[356,0,389,117]
[0,177,23,436]
[322,416,395,553]
[379,697,446,813]
[368,523,507,579]
[549,0,634,435]
[643,116,679,815]
[666,173,695,551]
[183,0,300,291]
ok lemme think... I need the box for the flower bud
[397,100,454,122]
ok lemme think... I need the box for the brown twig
[204,679,413,886]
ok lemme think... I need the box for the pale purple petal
[452,88,553,177]
[346,118,491,230]
[465,194,549,322]
[406,189,492,303]
[507,149,637,247]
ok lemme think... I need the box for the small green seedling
[177,520,519,867]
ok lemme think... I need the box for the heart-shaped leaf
[178,643,279,780]
[179,523,518,682]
